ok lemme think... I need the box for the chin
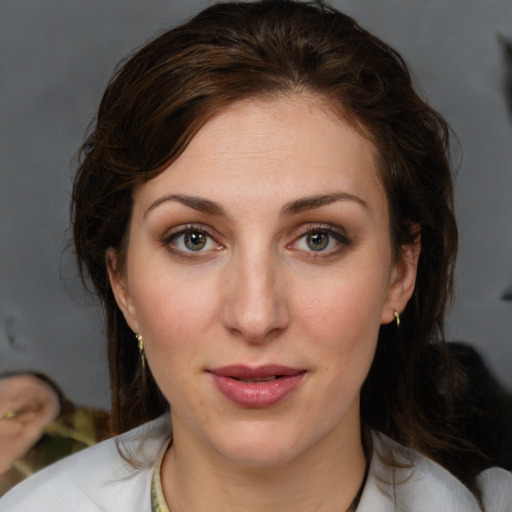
[206,420,319,469]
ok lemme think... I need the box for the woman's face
[108,95,418,467]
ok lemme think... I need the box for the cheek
[131,267,216,335]
[296,274,386,341]
[294,271,385,380]
[129,271,221,395]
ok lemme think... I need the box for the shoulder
[478,466,512,512]
[0,414,171,512]
[357,431,512,512]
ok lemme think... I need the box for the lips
[208,365,306,408]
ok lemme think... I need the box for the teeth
[237,376,278,383]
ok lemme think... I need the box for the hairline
[114,89,397,275]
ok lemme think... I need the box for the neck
[161,416,366,512]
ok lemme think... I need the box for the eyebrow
[280,192,368,216]
[144,191,367,219]
[144,194,227,218]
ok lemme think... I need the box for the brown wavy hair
[71,0,487,496]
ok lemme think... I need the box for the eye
[164,226,221,254]
[292,226,349,255]
[182,231,208,251]
[304,232,331,251]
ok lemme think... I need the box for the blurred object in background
[497,33,512,304]
[0,373,109,495]
[498,33,512,118]
[435,343,512,471]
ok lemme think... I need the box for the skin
[0,375,60,474]
[108,94,419,512]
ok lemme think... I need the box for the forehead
[133,94,386,216]
[185,94,375,161]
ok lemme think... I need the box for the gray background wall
[1,0,511,409]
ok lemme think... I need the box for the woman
[2,0,511,510]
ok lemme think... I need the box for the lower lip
[210,373,306,408]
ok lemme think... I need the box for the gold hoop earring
[393,311,400,328]
[136,333,146,371]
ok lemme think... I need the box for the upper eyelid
[162,223,218,242]
[294,223,348,238]
[161,223,347,238]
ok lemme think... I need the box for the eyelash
[162,224,222,259]
[161,223,351,259]
[291,224,351,258]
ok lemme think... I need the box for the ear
[105,247,140,333]
[381,234,421,325]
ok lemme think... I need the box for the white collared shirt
[1,415,511,511]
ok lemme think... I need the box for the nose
[221,248,289,343]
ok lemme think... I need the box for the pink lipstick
[208,365,306,408]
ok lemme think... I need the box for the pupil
[307,232,328,251]
[185,232,206,251]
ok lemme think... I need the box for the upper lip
[208,365,306,379]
